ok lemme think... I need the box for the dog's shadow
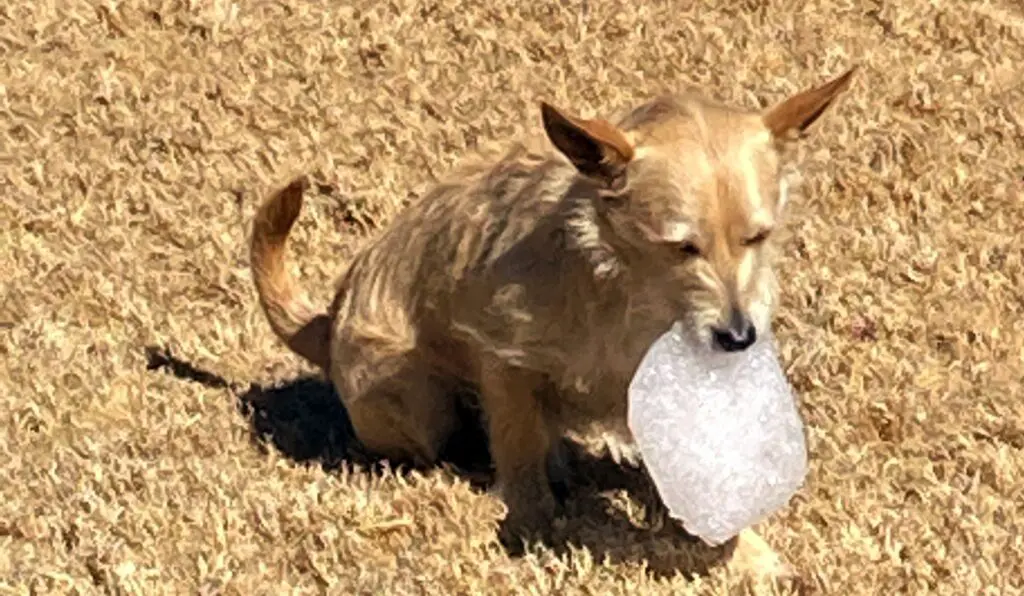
[145,346,742,582]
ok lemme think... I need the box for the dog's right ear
[541,102,634,186]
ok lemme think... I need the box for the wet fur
[249,68,856,577]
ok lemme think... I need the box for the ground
[2,0,1024,594]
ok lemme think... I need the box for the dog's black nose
[712,311,757,352]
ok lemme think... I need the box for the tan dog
[250,67,855,577]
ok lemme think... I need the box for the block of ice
[627,321,808,547]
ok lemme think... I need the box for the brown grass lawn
[3,0,1024,593]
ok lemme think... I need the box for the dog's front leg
[727,527,794,580]
[479,356,558,549]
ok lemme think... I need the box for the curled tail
[250,177,331,370]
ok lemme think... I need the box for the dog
[249,67,856,578]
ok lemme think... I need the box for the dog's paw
[728,528,796,582]
[497,480,559,555]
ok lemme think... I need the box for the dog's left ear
[541,102,635,186]
[762,67,857,140]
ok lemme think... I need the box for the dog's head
[542,68,855,352]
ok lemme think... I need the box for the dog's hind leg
[345,382,456,468]
[334,339,459,468]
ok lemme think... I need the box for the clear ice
[627,322,808,547]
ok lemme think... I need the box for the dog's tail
[249,177,331,370]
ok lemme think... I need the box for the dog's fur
[250,68,855,577]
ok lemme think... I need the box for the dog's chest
[550,324,661,427]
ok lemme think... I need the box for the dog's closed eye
[742,229,772,246]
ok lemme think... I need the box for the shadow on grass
[144,345,758,584]
[237,373,497,487]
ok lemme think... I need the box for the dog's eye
[742,229,771,246]
[678,241,702,258]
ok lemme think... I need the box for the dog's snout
[712,310,757,352]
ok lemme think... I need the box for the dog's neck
[557,188,676,336]
[561,193,624,283]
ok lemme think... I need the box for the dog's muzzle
[711,308,757,352]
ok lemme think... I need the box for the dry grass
[2,0,1024,593]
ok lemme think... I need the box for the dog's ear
[762,67,857,140]
[541,102,634,185]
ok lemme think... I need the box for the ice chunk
[627,321,808,547]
